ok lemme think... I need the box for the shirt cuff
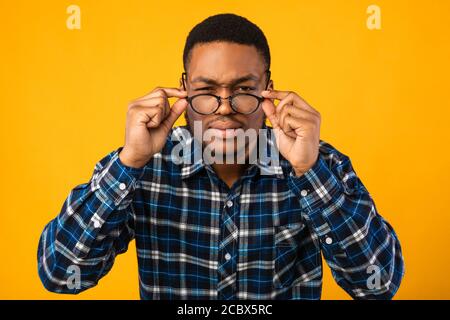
[94,147,145,206]
[287,155,343,215]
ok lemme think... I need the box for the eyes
[194,86,256,92]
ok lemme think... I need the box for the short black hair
[183,13,270,72]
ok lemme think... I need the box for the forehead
[187,42,266,83]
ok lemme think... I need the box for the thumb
[261,98,280,129]
[162,98,188,130]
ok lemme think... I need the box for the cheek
[186,109,199,124]
[245,110,265,129]
[186,110,208,130]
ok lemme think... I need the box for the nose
[215,97,233,115]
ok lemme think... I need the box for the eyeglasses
[181,70,271,115]
[186,92,266,115]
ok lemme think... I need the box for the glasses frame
[181,69,271,115]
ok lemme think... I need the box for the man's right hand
[119,87,188,168]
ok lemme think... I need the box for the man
[38,13,404,299]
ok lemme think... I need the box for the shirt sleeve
[287,142,405,299]
[37,147,145,294]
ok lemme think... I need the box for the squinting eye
[237,86,256,92]
[195,87,213,91]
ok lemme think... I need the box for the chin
[204,139,249,163]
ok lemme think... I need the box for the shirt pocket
[273,222,304,289]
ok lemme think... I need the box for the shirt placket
[217,194,239,299]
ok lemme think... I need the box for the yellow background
[1,0,449,299]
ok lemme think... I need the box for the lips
[207,121,242,139]
[208,121,242,130]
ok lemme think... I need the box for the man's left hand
[261,89,321,177]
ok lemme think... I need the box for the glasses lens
[191,95,218,114]
[232,94,260,114]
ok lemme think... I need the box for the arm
[38,85,187,294]
[37,147,145,294]
[287,142,405,299]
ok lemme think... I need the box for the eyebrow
[191,74,260,87]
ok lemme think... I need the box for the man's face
[182,41,273,160]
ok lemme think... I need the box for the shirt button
[93,220,101,229]
[226,200,233,208]
[225,253,231,261]
[119,182,126,190]
[325,237,333,245]
[300,189,308,197]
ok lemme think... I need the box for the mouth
[207,121,243,139]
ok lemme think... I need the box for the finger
[293,94,320,115]
[149,88,187,118]
[284,115,303,137]
[280,112,298,138]
[274,93,296,118]
[279,102,293,130]
[281,107,319,138]
[261,89,293,101]
[261,98,280,129]
[129,97,168,119]
[129,96,164,108]
[161,98,188,131]
[283,115,295,135]
[129,105,165,128]
[151,87,188,99]
[284,104,319,123]
[132,87,187,104]
[285,115,316,137]
[262,90,319,116]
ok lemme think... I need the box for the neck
[208,141,256,188]
[212,162,248,188]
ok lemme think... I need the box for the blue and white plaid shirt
[38,124,404,299]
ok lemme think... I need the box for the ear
[268,80,275,102]
[179,78,184,90]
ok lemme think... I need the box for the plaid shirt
[38,124,404,299]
